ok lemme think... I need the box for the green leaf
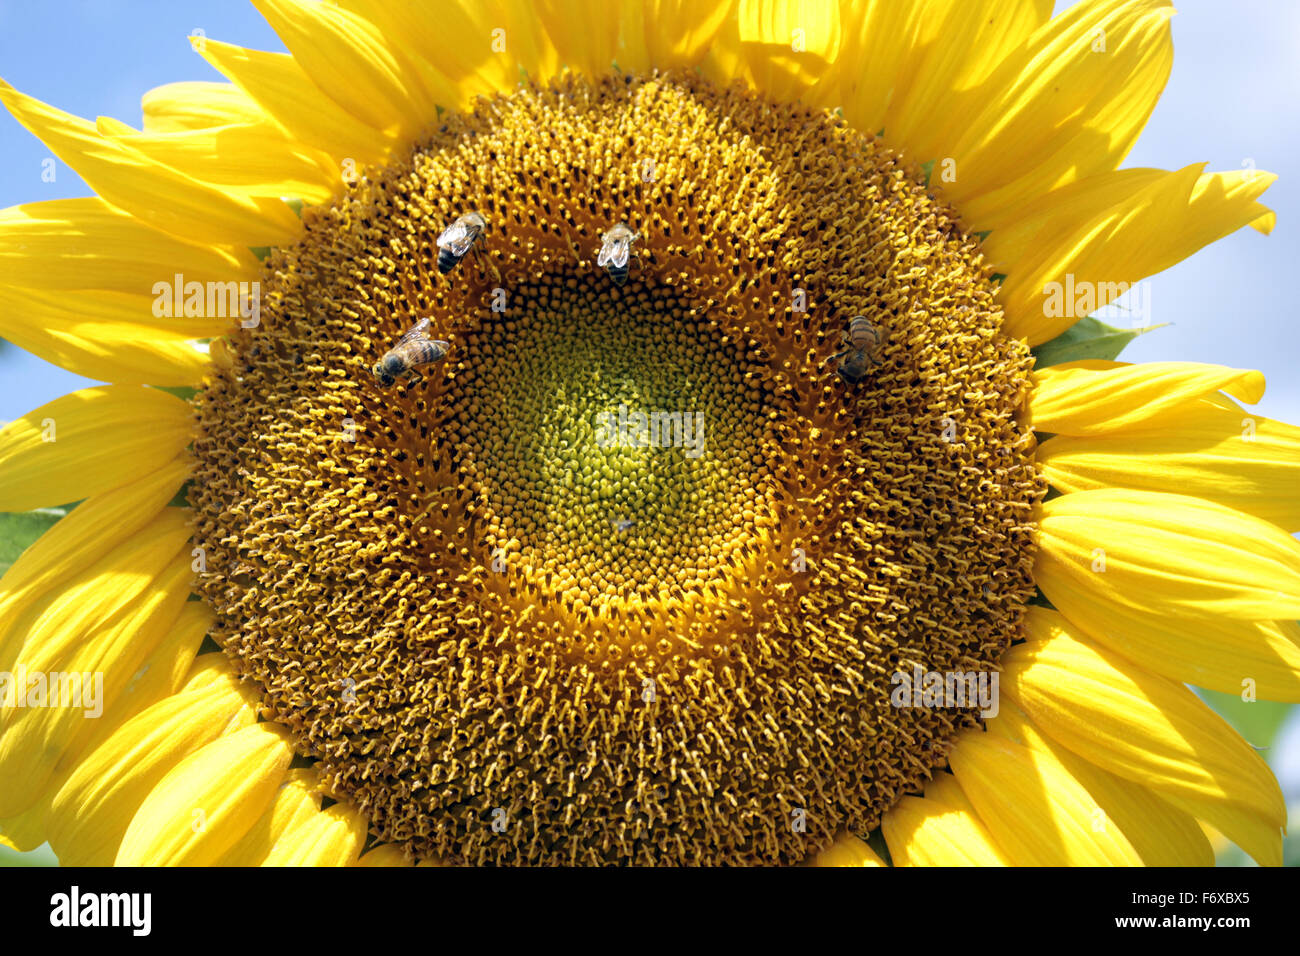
[167,479,193,508]
[285,198,304,218]
[0,508,67,577]
[864,827,894,866]
[1026,587,1056,609]
[250,246,272,261]
[919,159,935,187]
[1030,316,1167,369]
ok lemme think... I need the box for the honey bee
[597,223,640,285]
[372,318,450,387]
[436,211,487,273]
[828,315,886,383]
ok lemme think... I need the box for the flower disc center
[192,71,1045,865]
[448,272,774,620]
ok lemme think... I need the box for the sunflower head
[0,0,1292,870]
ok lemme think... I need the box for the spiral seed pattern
[191,72,1044,865]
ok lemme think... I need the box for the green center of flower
[191,71,1044,866]
[447,272,772,619]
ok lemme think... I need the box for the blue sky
[0,1,1298,823]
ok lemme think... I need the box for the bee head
[371,362,396,386]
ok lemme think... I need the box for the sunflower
[0,0,1293,868]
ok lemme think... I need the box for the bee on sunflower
[0,0,1294,868]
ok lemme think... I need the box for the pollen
[190,71,1045,865]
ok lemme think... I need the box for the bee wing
[437,221,470,251]
[610,242,631,268]
[398,317,433,343]
[596,243,614,267]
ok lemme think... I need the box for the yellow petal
[0,197,257,293]
[6,610,213,856]
[917,770,1019,867]
[48,676,256,866]
[1042,584,1300,701]
[0,506,191,680]
[1035,489,1300,621]
[0,78,300,246]
[218,767,367,867]
[262,802,367,866]
[1038,401,1300,533]
[0,540,192,818]
[704,0,842,104]
[0,285,213,387]
[250,0,438,137]
[1002,165,1276,344]
[1248,206,1277,234]
[1159,790,1284,868]
[808,831,885,867]
[332,0,496,111]
[219,771,321,866]
[821,0,938,133]
[334,0,559,110]
[1004,613,1286,834]
[982,167,1167,269]
[0,799,52,852]
[94,115,136,136]
[179,655,235,693]
[0,457,188,646]
[0,386,193,512]
[195,39,395,167]
[942,0,1175,225]
[71,600,214,762]
[115,721,293,866]
[531,0,632,75]
[99,120,338,205]
[948,731,1142,865]
[883,777,1010,866]
[642,0,733,71]
[987,693,1213,866]
[141,81,266,132]
[884,0,1053,164]
[1029,361,1266,436]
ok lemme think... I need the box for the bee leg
[401,369,425,389]
[823,348,849,367]
[473,243,502,284]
